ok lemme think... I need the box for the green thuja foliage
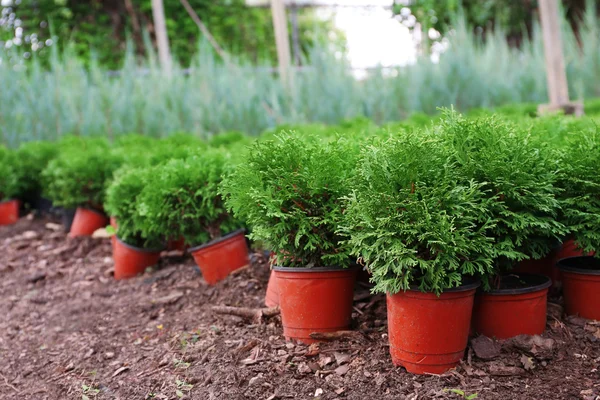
[105,167,163,248]
[0,146,20,201]
[438,112,568,274]
[222,133,360,268]
[42,138,123,209]
[138,148,240,247]
[342,130,497,294]
[556,124,600,255]
[16,141,60,200]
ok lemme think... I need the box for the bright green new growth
[557,124,600,255]
[42,138,123,209]
[222,133,360,268]
[16,141,60,199]
[438,112,568,272]
[105,167,163,249]
[138,149,240,247]
[342,130,497,294]
[0,146,20,201]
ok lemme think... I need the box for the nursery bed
[0,218,599,400]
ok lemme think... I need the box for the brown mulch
[1,217,599,400]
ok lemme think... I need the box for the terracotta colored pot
[557,256,600,321]
[274,266,357,344]
[265,270,280,308]
[109,217,118,246]
[167,236,187,252]
[387,281,479,375]
[189,229,249,285]
[514,250,556,278]
[69,207,109,238]
[0,199,20,225]
[113,237,162,280]
[471,274,551,339]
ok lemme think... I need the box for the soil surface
[1,217,599,400]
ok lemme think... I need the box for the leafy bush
[42,138,123,209]
[342,130,497,294]
[16,141,59,200]
[0,146,20,201]
[556,123,600,254]
[138,148,239,246]
[438,112,568,273]
[222,133,360,268]
[105,167,163,248]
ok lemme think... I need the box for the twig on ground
[211,306,280,324]
[309,330,369,342]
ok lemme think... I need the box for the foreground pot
[471,274,551,339]
[557,256,600,321]
[113,237,162,280]
[189,229,249,285]
[109,217,118,246]
[387,281,479,374]
[274,266,357,344]
[265,270,280,308]
[69,207,109,238]
[0,199,20,225]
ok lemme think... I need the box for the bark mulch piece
[1,218,599,399]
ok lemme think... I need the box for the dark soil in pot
[472,274,551,339]
[557,256,600,321]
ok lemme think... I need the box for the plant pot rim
[395,278,481,294]
[0,198,18,205]
[187,228,246,253]
[272,265,359,273]
[557,256,600,276]
[479,273,551,295]
[116,236,164,253]
[78,206,105,216]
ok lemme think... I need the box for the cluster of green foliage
[137,148,241,247]
[16,141,60,200]
[0,146,20,201]
[222,133,360,269]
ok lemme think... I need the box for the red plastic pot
[0,199,20,226]
[265,270,280,308]
[471,274,551,339]
[189,229,249,285]
[113,237,162,280]
[552,240,594,288]
[274,266,357,344]
[109,217,118,246]
[69,207,109,238]
[557,256,600,321]
[387,281,479,375]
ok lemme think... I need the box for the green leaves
[222,133,360,268]
[0,146,20,201]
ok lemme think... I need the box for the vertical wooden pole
[270,0,292,86]
[538,0,569,106]
[152,0,172,75]
[290,4,302,66]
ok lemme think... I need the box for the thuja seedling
[175,379,193,398]
[443,388,478,399]
[81,383,100,400]
[173,359,191,369]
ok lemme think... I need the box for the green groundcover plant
[42,138,123,210]
[0,146,20,202]
[222,133,360,269]
[138,148,240,246]
[437,112,568,276]
[342,129,498,294]
[105,167,163,249]
[555,123,600,255]
[16,141,59,200]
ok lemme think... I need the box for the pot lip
[478,273,551,295]
[116,236,164,253]
[187,228,246,253]
[403,278,481,293]
[77,206,106,216]
[272,265,359,273]
[557,256,600,275]
[0,198,19,205]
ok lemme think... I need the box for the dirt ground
[1,217,599,400]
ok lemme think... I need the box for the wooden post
[538,0,583,115]
[290,4,302,66]
[151,0,172,75]
[270,0,292,86]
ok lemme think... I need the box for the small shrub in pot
[0,146,22,225]
[15,141,59,212]
[222,133,361,343]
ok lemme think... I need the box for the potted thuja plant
[0,146,22,225]
[16,140,59,214]
[555,123,600,321]
[342,130,497,374]
[222,134,360,344]
[42,138,123,236]
[139,149,247,285]
[105,167,164,280]
[438,113,567,339]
